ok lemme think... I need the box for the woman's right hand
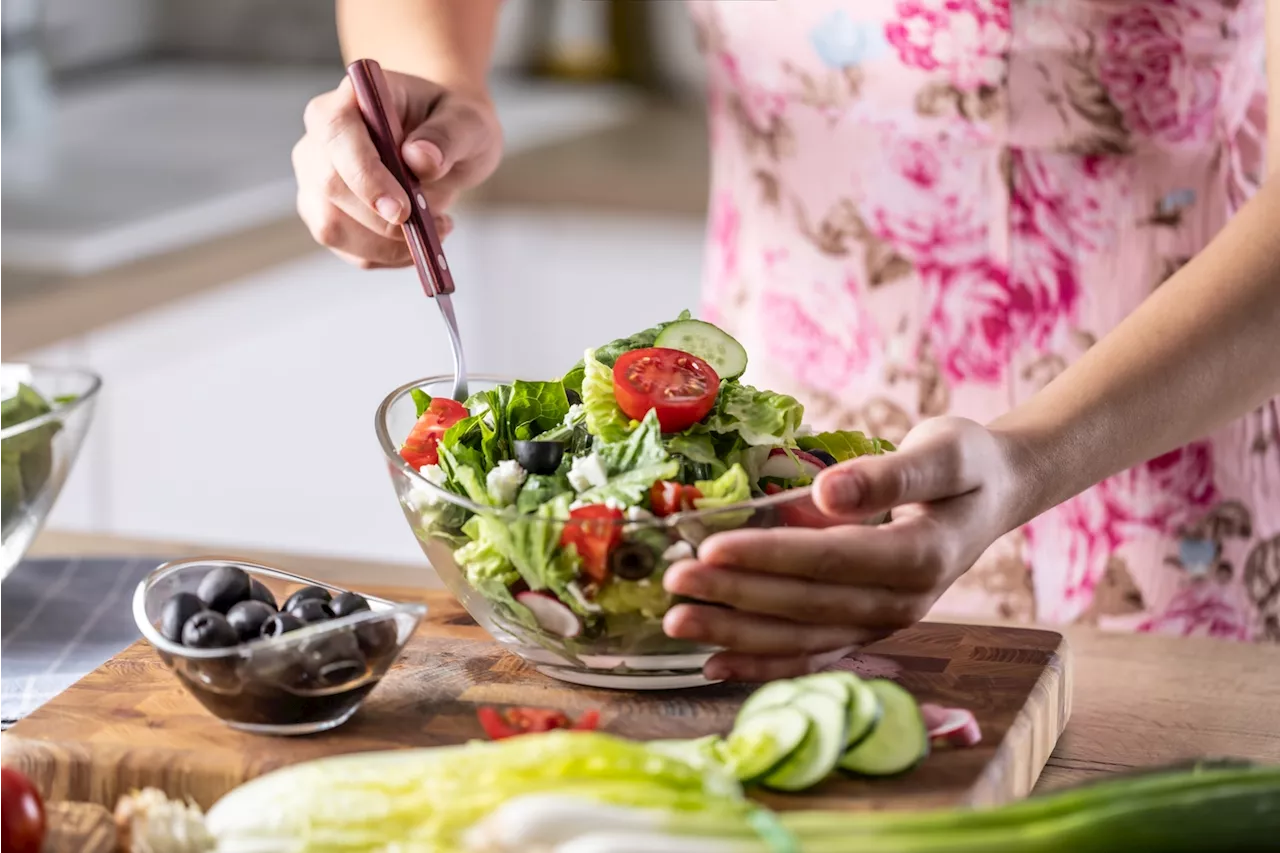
[292,70,503,269]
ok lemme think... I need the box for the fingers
[695,516,952,594]
[297,201,411,268]
[303,80,409,226]
[403,94,502,184]
[814,417,985,516]
[663,603,877,655]
[663,561,931,630]
[704,645,859,683]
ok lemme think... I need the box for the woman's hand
[292,70,502,268]
[662,417,1028,682]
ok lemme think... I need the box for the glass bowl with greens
[2,364,102,578]
[375,313,893,690]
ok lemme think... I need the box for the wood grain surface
[1,590,1068,814]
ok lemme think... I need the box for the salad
[1,378,67,534]
[398,312,893,648]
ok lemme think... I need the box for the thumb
[401,97,491,183]
[812,419,983,516]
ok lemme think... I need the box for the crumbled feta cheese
[569,499,588,511]
[603,497,624,512]
[637,579,651,588]
[662,541,695,563]
[485,459,527,507]
[795,424,815,437]
[566,581,603,613]
[563,403,584,426]
[567,453,608,492]
[407,464,448,509]
[625,506,655,522]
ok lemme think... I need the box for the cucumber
[762,690,848,792]
[654,319,748,380]
[735,679,803,725]
[838,679,929,777]
[800,672,882,748]
[718,706,811,784]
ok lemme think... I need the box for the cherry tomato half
[400,397,469,469]
[1,767,46,853]
[612,348,720,433]
[649,480,703,517]
[476,706,601,740]
[559,504,624,582]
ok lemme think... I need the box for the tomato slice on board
[612,348,720,433]
[649,480,703,517]
[476,706,601,740]
[559,504,624,582]
[399,397,469,469]
[1,767,46,853]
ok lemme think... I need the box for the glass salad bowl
[2,364,102,579]
[377,374,886,692]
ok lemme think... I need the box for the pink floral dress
[687,0,1280,642]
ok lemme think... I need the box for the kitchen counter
[25,529,1280,793]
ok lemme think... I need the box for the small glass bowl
[133,559,426,735]
[376,375,886,692]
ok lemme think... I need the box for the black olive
[565,388,581,406]
[181,611,239,649]
[225,600,276,642]
[196,565,252,613]
[289,598,335,624]
[260,611,305,639]
[160,592,207,643]
[808,449,838,468]
[248,579,278,609]
[356,620,397,660]
[514,440,565,476]
[330,591,371,618]
[609,541,657,581]
[300,632,367,687]
[282,585,331,612]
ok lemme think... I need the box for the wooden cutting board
[1,591,1070,813]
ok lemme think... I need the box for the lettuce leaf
[506,380,571,442]
[797,430,896,460]
[454,537,538,630]
[437,445,492,505]
[665,433,728,481]
[562,309,693,395]
[461,493,578,598]
[516,472,572,514]
[409,388,432,418]
[692,382,805,446]
[693,463,751,510]
[581,349,635,443]
[580,410,680,506]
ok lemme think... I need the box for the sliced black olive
[160,592,207,643]
[289,598,335,624]
[565,388,581,406]
[248,579,278,609]
[808,449,838,468]
[300,632,367,687]
[226,600,276,642]
[330,591,371,618]
[181,611,239,649]
[609,541,657,581]
[282,585,331,613]
[514,440,565,476]
[196,565,252,613]
[355,621,397,660]
[260,611,305,639]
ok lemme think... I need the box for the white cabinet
[25,210,707,566]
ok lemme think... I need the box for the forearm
[336,0,503,98]
[993,176,1280,528]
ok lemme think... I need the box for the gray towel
[1,556,165,727]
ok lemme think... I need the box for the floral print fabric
[687,0,1279,642]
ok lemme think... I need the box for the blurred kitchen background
[2,0,713,566]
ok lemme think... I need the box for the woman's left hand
[662,416,1027,682]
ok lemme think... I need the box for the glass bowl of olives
[132,558,426,735]
[376,375,888,691]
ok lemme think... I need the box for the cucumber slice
[719,706,811,784]
[654,319,748,380]
[798,672,883,748]
[735,680,803,725]
[837,679,929,777]
[762,690,848,792]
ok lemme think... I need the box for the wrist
[987,416,1070,534]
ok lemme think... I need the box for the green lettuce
[461,494,578,599]
[595,577,671,619]
[693,463,753,528]
[665,433,727,482]
[409,388,432,418]
[581,349,635,443]
[562,309,693,394]
[454,537,538,630]
[581,411,680,506]
[506,380,571,441]
[515,472,572,514]
[693,382,805,446]
[797,430,896,460]
[2,384,60,528]
[437,445,491,505]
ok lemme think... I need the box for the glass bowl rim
[375,373,823,527]
[133,557,428,661]
[0,363,103,441]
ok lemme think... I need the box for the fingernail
[407,140,444,175]
[704,662,730,682]
[821,469,861,510]
[375,196,403,224]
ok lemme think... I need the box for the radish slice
[921,703,982,748]
[759,448,827,481]
[516,591,583,638]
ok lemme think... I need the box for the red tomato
[399,397,469,469]
[476,706,601,740]
[559,504,624,582]
[1,767,45,853]
[649,480,703,517]
[612,348,720,433]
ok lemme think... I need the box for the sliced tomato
[612,347,720,433]
[649,480,703,517]
[399,396,468,469]
[476,705,601,740]
[559,504,624,582]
